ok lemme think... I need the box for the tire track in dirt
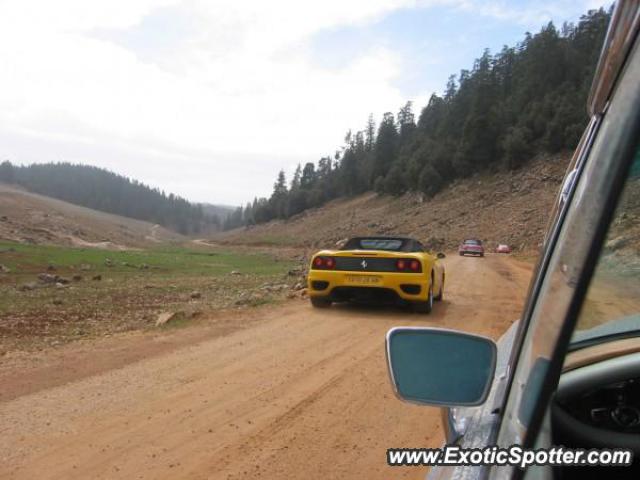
[0,255,533,480]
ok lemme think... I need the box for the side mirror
[386,327,497,406]
[436,252,446,259]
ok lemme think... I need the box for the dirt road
[0,255,533,480]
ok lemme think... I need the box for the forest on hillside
[224,7,610,230]
[0,162,220,234]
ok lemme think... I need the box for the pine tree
[269,170,288,218]
[290,164,302,190]
[301,163,316,189]
[372,112,398,183]
[0,161,15,183]
[365,114,376,151]
[236,7,609,227]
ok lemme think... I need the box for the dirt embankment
[0,183,183,248]
[0,254,533,480]
[217,153,571,252]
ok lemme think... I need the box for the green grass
[0,242,298,352]
[233,235,300,247]
[0,242,291,277]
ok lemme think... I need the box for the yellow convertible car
[307,236,445,313]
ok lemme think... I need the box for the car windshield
[464,240,481,245]
[570,148,640,348]
[343,238,406,251]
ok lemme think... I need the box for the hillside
[0,162,219,235]
[217,153,570,252]
[200,203,236,222]
[0,183,184,249]
[229,8,609,230]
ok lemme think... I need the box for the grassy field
[0,242,291,276]
[0,242,299,352]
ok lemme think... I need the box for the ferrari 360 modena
[307,236,445,313]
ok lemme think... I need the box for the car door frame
[490,10,640,478]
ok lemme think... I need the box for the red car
[458,239,484,257]
[495,243,512,253]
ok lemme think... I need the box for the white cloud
[457,0,609,28]
[0,0,609,203]
[0,0,419,203]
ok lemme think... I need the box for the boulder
[37,273,71,284]
[606,236,629,251]
[287,267,303,277]
[19,282,38,291]
[38,273,58,283]
[335,238,348,248]
[156,312,182,327]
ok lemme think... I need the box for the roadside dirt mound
[0,183,184,248]
[217,153,572,252]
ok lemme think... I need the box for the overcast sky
[0,0,607,205]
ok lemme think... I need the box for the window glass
[497,39,640,452]
[571,150,640,347]
[356,238,404,251]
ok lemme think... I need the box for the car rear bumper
[307,270,430,302]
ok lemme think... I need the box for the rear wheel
[310,296,332,308]
[434,278,444,301]
[413,281,433,314]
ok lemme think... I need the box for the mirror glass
[387,328,497,406]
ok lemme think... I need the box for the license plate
[345,275,382,285]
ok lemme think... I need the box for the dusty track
[0,255,532,480]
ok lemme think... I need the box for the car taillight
[396,259,421,272]
[312,256,336,269]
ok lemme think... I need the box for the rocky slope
[218,153,572,253]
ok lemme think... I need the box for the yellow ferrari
[307,236,446,313]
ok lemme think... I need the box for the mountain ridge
[0,183,184,248]
[215,152,571,253]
